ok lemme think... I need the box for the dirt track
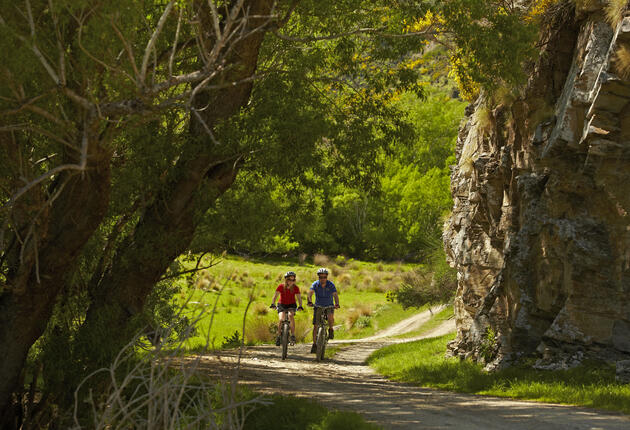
[197,310,630,429]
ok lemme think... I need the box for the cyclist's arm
[333,292,340,307]
[296,292,303,308]
[307,289,314,304]
[270,290,279,306]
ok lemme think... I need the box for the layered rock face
[444,5,630,369]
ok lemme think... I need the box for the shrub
[264,272,271,280]
[222,330,242,348]
[356,315,372,329]
[335,255,347,266]
[388,248,456,309]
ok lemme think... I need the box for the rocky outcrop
[444,4,630,370]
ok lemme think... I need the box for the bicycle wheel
[281,323,289,360]
[316,326,326,362]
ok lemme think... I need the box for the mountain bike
[271,304,301,360]
[314,305,336,362]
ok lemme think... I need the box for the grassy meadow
[171,253,424,350]
[368,334,630,414]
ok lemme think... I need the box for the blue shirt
[310,280,337,306]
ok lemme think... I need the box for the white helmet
[316,268,328,275]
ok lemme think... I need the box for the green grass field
[170,254,423,350]
[368,334,630,414]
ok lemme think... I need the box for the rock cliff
[444,3,630,369]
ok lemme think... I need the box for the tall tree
[1,1,438,423]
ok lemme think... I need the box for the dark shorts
[312,307,334,324]
[277,303,297,313]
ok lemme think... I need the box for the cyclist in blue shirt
[307,267,340,353]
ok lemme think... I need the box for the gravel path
[196,310,630,429]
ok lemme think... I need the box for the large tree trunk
[76,0,274,367]
[0,127,111,422]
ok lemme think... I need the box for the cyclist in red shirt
[270,271,304,345]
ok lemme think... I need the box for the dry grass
[337,273,352,285]
[73,311,267,429]
[345,304,373,329]
[614,44,630,79]
[313,253,331,267]
[330,265,342,276]
[245,314,311,343]
[195,278,211,290]
[605,0,628,24]
[246,316,276,342]
[227,296,241,307]
[252,302,269,316]
[264,272,271,280]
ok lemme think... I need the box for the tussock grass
[227,296,241,307]
[313,253,331,267]
[368,333,630,414]
[337,272,352,285]
[614,44,630,78]
[605,0,628,24]
[252,303,269,316]
[246,317,275,343]
[345,304,373,329]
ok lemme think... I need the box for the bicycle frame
[278,306,296,360]
[314,306,335,362]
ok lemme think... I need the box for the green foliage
[221,330,242,348]
[243,395,381,430]
[387,248,457,309]
[368,334,630,414]
[479,327,498,363]
[433,0,539,98]
[193,88,465,260]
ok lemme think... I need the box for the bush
[356,315,372,329]
[388,248,456,309]
[222,330,242,348]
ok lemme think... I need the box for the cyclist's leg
[327,309,335,339]
[312,307,318,342]
[288,310,296,335]
[277,310,285,335]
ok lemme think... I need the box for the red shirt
[276,284,300,305]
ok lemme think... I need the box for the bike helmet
[284,271,297,278]
[316,267,328,275]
